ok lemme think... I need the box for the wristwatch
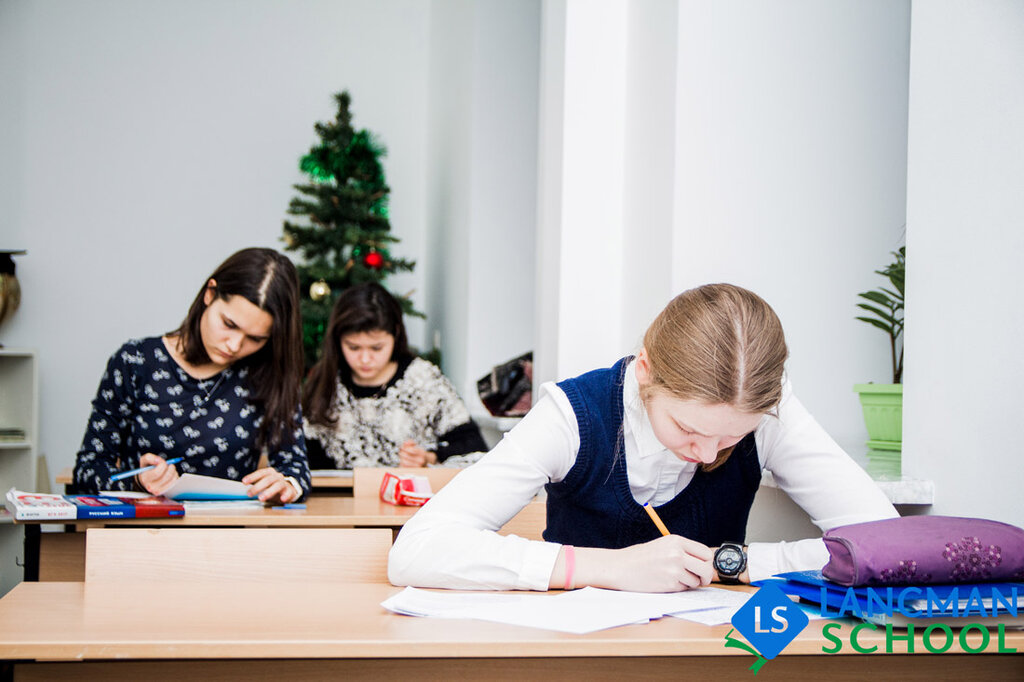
[713,542,747,584]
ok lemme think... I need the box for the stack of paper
[382,586,753,634]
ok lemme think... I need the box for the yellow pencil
[643,503,670,536]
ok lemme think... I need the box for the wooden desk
[24,498,546,581]
[0,582,1020,680]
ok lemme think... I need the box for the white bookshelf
[0,348,39,596]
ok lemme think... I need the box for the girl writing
[73,247,311,503]
[389,283,898,591]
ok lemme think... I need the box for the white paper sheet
[381,585,753,634]
[160,473,253,500]
[99,490,150,498]
[310,469,354,478]
[670,595,828,626]
[181,499,266,511]
[671,606,740,626]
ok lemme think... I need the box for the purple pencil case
[822,516,1024,586]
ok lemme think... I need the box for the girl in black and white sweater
[302,283,486,469]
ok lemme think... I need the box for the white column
[904,1,1024,524]
[536,0,632,386]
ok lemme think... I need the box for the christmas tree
[283,91,420,365]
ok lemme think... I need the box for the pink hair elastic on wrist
[563,545,576,590]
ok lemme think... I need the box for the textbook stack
[0,427,26,443]
[4,488,184,520]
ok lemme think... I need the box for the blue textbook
[66,495,135,519]
[763,570,1024,628]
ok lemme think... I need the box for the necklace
[163,336,228,407]
[156,368,230,442]
[195,372,227,406]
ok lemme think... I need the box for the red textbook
[115,494,185,518]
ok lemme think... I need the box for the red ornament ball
[363,250,384,268]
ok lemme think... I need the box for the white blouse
[388,359,898,590]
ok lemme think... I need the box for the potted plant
[853,246,904,478]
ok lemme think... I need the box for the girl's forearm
[548,546,615,590]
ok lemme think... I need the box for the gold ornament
[0,273,20,326]
[309,279,331,301]
[283,232,295,248]
[0,250,25,331]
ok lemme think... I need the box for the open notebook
[159,473,253,501]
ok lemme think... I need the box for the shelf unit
[0,349,38,596]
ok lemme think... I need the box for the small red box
[379,472,433,507]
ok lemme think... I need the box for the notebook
[159,473,254,501]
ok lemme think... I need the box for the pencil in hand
[109,457,184,483]
[643,503,671,537]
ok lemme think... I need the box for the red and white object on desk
[4,488,76,520]
[379,472,433,507]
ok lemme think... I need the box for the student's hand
[242,467,297,504]
[136,453,179,496]
[574,535,714,593]
[398,440,438,467]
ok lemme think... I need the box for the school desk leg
[22,524,39,581]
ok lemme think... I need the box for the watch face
[716,546,744,575]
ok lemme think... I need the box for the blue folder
[757,570,1024,626]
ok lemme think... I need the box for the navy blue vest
[543,357,762,548]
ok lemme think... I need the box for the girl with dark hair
[303,282,486,469]
[73,247,311,503]
[389,284,898,592]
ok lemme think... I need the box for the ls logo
[725,583,809,674]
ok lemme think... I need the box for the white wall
[673,0,911,457]
[0,0,539,492]
[536,0,631,384]
[426,0,540,407]
[904,1,1024,525]
[537,1,910,463]
[533,0,567,394]
[426,0,474,395]
[533,0,910,544]
[621,0,678,350]
[536,0,675,382]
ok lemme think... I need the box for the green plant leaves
[856,246,905,384]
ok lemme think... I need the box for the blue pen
[109,457,184,482]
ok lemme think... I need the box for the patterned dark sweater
[73,337,311,497]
